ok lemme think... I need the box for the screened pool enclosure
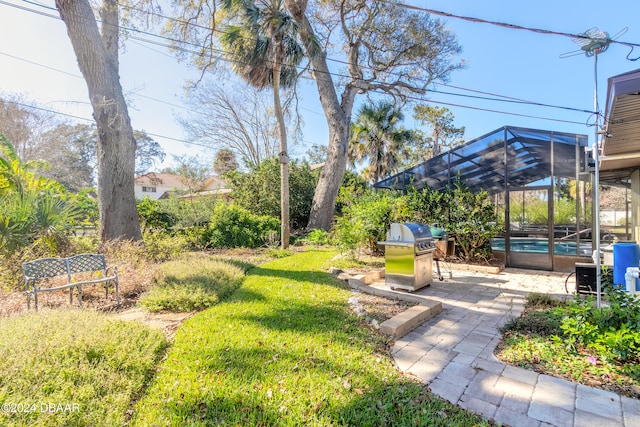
[374,126,595,271]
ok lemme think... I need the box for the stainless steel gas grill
[378,222,437,291]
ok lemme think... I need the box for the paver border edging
[342,271,442,340]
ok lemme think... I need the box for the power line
[384,0,640,50]
[0,0,598,135]
[388,91,587,126]
[6,0,598,116]
[3,99,215,148]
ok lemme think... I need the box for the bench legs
[104,280,120,306]
[27,281,119,311]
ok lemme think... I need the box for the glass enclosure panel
[509,189,550,240]
[507,187,553,269]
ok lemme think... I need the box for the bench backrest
[23,254,107,281]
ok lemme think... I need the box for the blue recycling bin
[613,243,640,291]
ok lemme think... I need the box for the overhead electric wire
[0,0,603,135]
[384,91,587,126]
[6,0,598,116]
[5,99,210,147]
[383,0,640,50]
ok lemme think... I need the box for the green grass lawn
[0,310,167,427]
[132,249,488,426]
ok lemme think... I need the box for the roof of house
[134,172,186,187]
[602,68,640,186]
[201,176,226,190]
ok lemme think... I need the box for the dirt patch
[111,307,194,340]
[349,292,418,324]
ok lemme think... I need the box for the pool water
[491,238,592,256]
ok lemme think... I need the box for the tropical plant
[220,0,315,249]
[0,134,59,196]
[349,101,413,184]
[0,136,77,255]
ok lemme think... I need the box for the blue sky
[0,0,638,169]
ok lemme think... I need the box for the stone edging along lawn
[337,260,503,342]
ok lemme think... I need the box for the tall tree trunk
[56,0,142,242]
[273,47,290,249]
[288,6,353,231]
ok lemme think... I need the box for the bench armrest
[106,265,118,276]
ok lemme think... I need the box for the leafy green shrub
[142,228,189,261]
[526,292,564,309]
[66,188,99,231]
[201,204,280,249]
[225,158,318,230]
[559,287,640,363]
[140,256,244,312]
[401,180,499,262]
[137,196,178,231]
[500,309,563,337]
[0,309,167,427]
[299,228,331,245]
[333,190,399,258]
[333,179,499,262]
[445,180,500,261]
[335,170,369,215]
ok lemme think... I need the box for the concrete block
[380,301,442,339]
[575,384,621,421]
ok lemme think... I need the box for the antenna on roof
[560,27,627,309]
[559,27,628,58]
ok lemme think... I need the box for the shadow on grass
[245,265,345,287]
[236,302,359,336]
[149,391,283,426]
[213,257,256,273]
[334,379,486,426]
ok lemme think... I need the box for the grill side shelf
[377,241,415,246]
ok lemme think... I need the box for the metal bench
[23,254,120,310]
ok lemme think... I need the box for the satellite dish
[560,27,628,58]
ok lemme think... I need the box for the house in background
[179,176,232,200]
[134,173,230,200]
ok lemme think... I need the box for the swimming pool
[491,238,592,256]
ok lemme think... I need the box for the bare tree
[0,96,60,162]
[55,0,141,241]
[179,81,282,168]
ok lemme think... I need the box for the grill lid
[386,222,432,243]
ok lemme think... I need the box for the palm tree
[349,102,413,184]
[0,135,76,254]
[220,0,311,248]
[0,134,58,196]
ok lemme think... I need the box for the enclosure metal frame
[374,126,591,271]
